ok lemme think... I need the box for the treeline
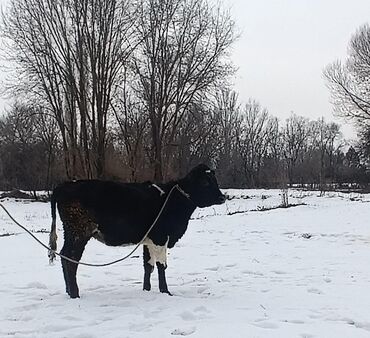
[0,96,367,191]
[0,0,369,191]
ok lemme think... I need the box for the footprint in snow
[179,311,197,321]
[242,270,263,276]
[281,319,305,324]
[225,263,237,268]
[61,315,83,322]
[171,327,196,336]
[193,306,210,313]
[129,322,153,332]
[41,324,82,333]
[85,285,105,291]
[15,282,47,290]
[12,302,42,312]
[196,286,210,294]
[187,272,201,276]
[307,287,323,294]
[253,321,279,329]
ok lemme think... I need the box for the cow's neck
[161,179,196,211]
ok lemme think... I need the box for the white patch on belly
[143,237,169,266]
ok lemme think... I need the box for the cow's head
[182,164,226,208]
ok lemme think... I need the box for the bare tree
[2,0,135,179]
[358,124,370,163]
[0,103,59,191]
[211,89,243,187]
[310,118,342,190]
[172,100,221,176]
[112,81,149,182]
[282,114,310,184]
[240,100,275,187]
[34,109,61,188]
[132,0,236,181]
[324,24,370,124]
[263,117,286,187]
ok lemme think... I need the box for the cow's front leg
[143,245,153,291]
[157,261,171,296]
[154,239,171,295]
[143,238,171,295]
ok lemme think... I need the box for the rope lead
[0,184,185,267]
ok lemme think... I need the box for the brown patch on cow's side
[58,201,99,240]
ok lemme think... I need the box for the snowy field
[0,189,370,338]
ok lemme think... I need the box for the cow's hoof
[160,289,172,296]
[68,289,80,299]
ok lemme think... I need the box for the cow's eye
[205,169,215,176]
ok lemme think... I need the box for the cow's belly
[92,228,140,247]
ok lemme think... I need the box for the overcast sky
[221,0,370,139]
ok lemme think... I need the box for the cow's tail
[48,192,58,264]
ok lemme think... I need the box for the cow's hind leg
[143,245,154,291]
[61,236,89,298]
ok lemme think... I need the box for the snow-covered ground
[0,189,370,338]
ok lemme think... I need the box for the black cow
[49,164,225,298]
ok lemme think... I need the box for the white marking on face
[143,237,169,266]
